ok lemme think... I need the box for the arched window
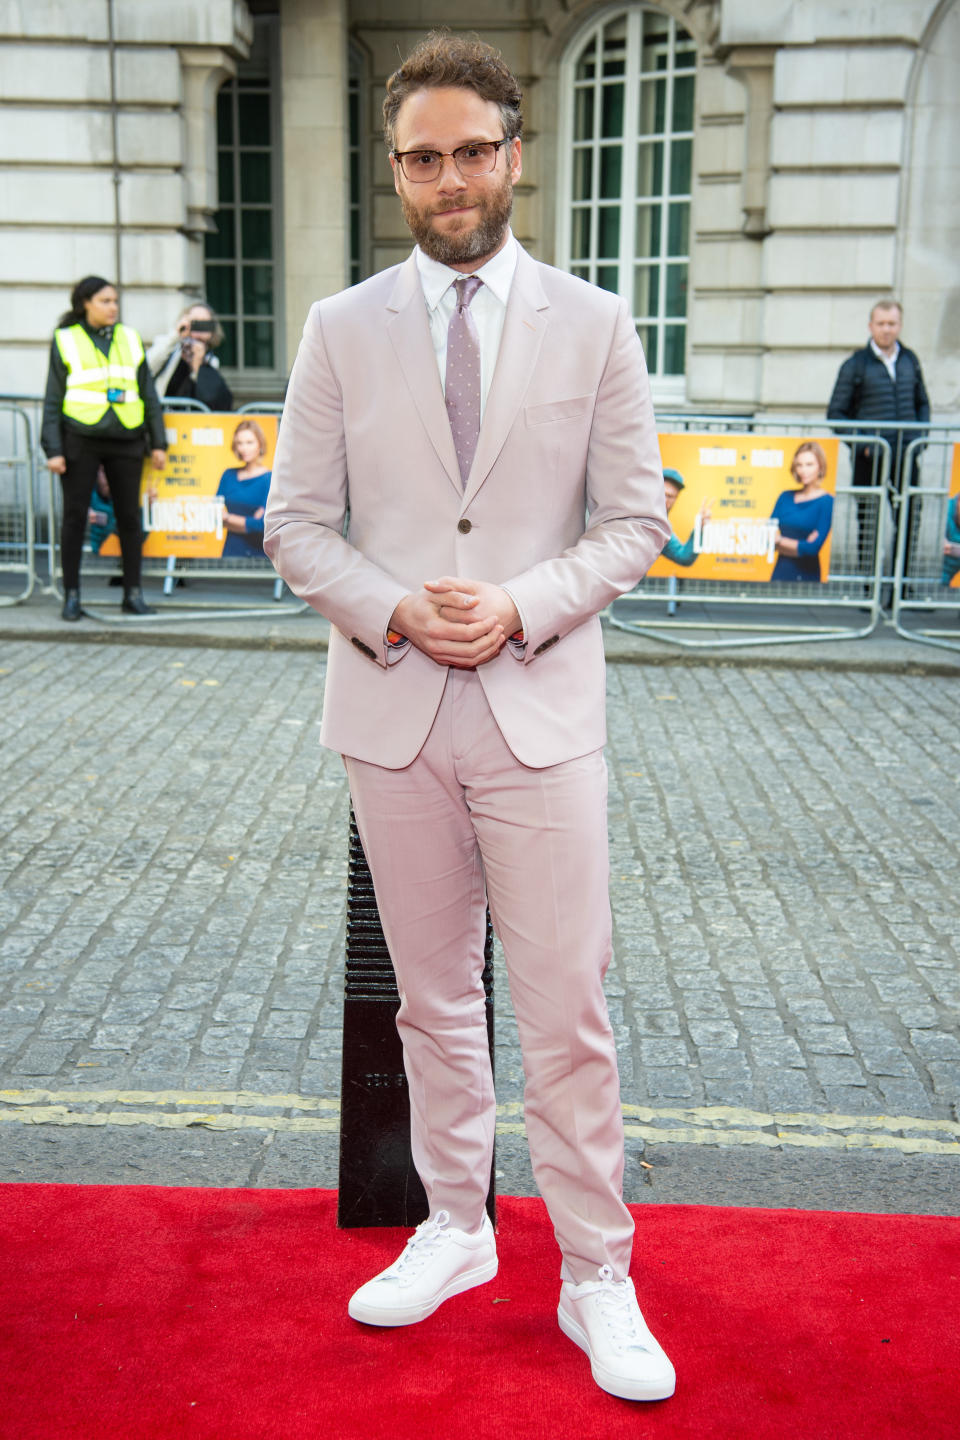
[560,6,695,396]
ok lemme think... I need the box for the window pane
[240,209,272,260]
[641,17,670,74]
[675,27,696,71]
[240,151,271,204]
[670,138,692,195]
[665,264,688,317]
[633,265,660,317]
[575,37,596,82]
[638,78,666,135]
[637,142,663,197]
[238,92,270,146]
[218,318,238,368]
[564,10,695,380]
[667,202,689,256]
[636,203,662,257]
[673,74,695,132]
[243,320,274,369]
[664,324,686,374]
[598,206,620,259]
[572,264,590,281]
[204,208,235,260]
[216,89,233,146]
[574,87,594,142]
[571,207,591,260]
[242,264,273,316]
[601,83,624,138]
[636,324,659,371]
[573,148,593,201]
[206,266,236,317]
[217,150,234,204]
[602,17,626,76]
[599,146,622,199]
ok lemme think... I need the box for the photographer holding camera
[147,302,233,411]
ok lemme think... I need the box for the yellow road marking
[0,1090,957,1156]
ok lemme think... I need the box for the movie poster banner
[98,412,277,561]
[946,444,960,589]
[649,433,840,583]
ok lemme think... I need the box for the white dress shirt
[870,337,900,383]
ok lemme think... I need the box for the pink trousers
[345,666,634,1283]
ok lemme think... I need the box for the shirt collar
[416,230,518,312]
[870,337,900,365]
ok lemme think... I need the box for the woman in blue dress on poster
[770,441,834,582]
[217,419,272,558]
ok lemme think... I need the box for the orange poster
[649,433,840,583]
[946,445,960,589]
[98,412,278,560]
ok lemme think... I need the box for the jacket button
[457,518,472,534]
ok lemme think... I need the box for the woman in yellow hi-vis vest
[41,276,167,620]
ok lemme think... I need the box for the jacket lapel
[386,254,462,495]
[463,245,549,508]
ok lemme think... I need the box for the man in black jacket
[827,299,930,578]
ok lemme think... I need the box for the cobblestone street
[1,637,958,1209]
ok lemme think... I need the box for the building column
[721,46,776,239]
[179,46,239,291]
[280,0,349,369]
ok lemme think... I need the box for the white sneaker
[558,1265,676,1401]
[348,1209,498,1327]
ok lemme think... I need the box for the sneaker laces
[386,1210,453,1285]
[591,1265,653,1354]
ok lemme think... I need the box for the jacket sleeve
[911,351,931,424]
[145,330,178,377]
[497,298,670,663]
[827,353,858,420]
[263,303,410,666]
[40,338,67,459]
[138,358,168,450]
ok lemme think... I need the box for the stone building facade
[1,0,957,415]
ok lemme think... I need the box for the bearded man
[264,32,673,1402]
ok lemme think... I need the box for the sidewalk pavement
[2,577,960,674]
[1,579,958,1214]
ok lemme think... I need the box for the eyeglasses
[392,139,511,183]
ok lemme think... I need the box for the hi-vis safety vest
[55,323,145,431]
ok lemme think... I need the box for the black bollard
[337,807,496,1228]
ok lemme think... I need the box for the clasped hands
[389,577,521,669]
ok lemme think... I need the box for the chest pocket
[524,395,594,427]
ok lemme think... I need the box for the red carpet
[1,1187,957,1440]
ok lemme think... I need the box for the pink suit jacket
[263,243,669,770]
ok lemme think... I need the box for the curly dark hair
[383,30,523,150]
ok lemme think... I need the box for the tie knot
[454,275,483,312]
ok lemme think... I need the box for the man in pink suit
[263,32,674,1402]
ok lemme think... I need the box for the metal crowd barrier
[607,415,896,650]
[38,397,307,623]
[0,402,36,605]
[891,428,960,654]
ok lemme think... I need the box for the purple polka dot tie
[445,275,483,485]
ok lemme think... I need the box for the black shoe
[121,587,156,617]
[61,590,84,622]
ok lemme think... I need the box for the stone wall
[0,0,251,396]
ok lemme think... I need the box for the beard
[400,169,515,266]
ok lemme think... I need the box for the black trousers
[60,430,146,591]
